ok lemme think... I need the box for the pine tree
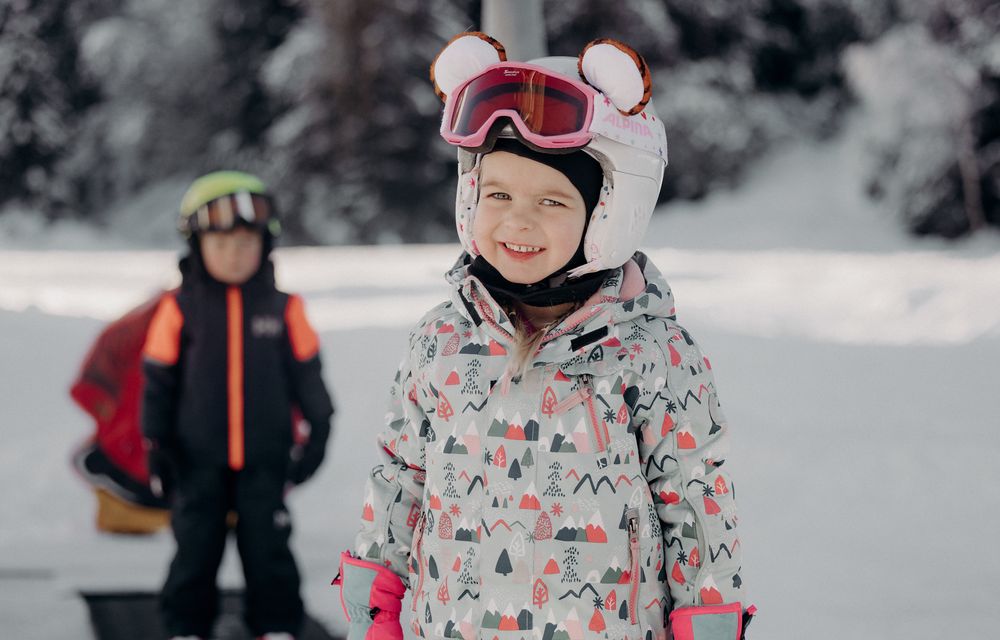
[508,458,522,480]
[443,462,459,498]
[459,548,476,585]
[495,549,513,576]
[561,547,580,583]
[543,462,565,497]
[521,448,534,469]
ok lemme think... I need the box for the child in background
[335,34,753,640]
[143,171,335,640]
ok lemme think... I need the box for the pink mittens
[333,551,406,640]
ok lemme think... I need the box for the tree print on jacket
[355,253,744,639]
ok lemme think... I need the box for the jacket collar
[447,251,676,371]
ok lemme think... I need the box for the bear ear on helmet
[430,32,652,118]
[430,32,507,100]
[577,38,652,116]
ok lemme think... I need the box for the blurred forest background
[1,0,999,244]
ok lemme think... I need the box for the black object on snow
[80,590,339,640]
[72,442,171,509]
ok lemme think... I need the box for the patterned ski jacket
[355,252,745,640]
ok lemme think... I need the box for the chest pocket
[544,357,643,472]
[551,374,611,459]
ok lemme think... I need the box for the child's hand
[286,441,325,485]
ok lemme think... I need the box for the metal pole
[482,0,548,61]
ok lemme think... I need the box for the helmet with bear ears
[431,33,668,276]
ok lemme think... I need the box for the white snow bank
[1,244,996,345]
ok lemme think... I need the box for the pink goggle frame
[440,62,600,152]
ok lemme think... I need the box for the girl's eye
[541,198,565,207]
[486,191,511,201]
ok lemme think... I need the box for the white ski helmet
[432,34,668,276]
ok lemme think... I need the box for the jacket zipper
[626,508,640,625]
[411,512,426,612]
[581,375,609,452]
[553,374,610,452]
[226,286,245,470]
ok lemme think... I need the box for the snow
[1,124,998,640]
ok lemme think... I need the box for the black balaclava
[469,138,610,308]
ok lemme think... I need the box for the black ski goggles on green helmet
[179,192,278,236]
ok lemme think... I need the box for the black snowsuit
[142,250,334,638]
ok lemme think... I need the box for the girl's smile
[499,241,545,260]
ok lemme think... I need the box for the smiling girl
[335,34,753,640]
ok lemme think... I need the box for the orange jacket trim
[143,294,184,365]
[285,294,320,362]
[227,287,245,470]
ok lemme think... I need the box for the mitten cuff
[670,603,756,640]
[333,551,406,637]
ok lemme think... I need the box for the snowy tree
[846,25,984,236]
[845,7,1000,236]
[262,0,470,243]
[544,0,679,67]
[0,0,104,212]
[6,0,995,239]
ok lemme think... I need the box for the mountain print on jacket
[356,253,743,639]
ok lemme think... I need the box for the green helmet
[178,170,281,237]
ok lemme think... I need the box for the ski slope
[1,127,998,640]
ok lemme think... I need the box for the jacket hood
[447,251,676,374]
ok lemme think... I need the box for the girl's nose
[504,203,534,231]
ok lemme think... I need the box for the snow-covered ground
[1,125,999,640]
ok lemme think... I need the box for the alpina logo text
[603,113,653,137]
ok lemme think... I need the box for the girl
[335,34,753,640]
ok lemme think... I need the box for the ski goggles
[181,192,274,235]
[441,62,599,152]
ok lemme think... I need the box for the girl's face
[199,226,263,284]
[472,151,587,285]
